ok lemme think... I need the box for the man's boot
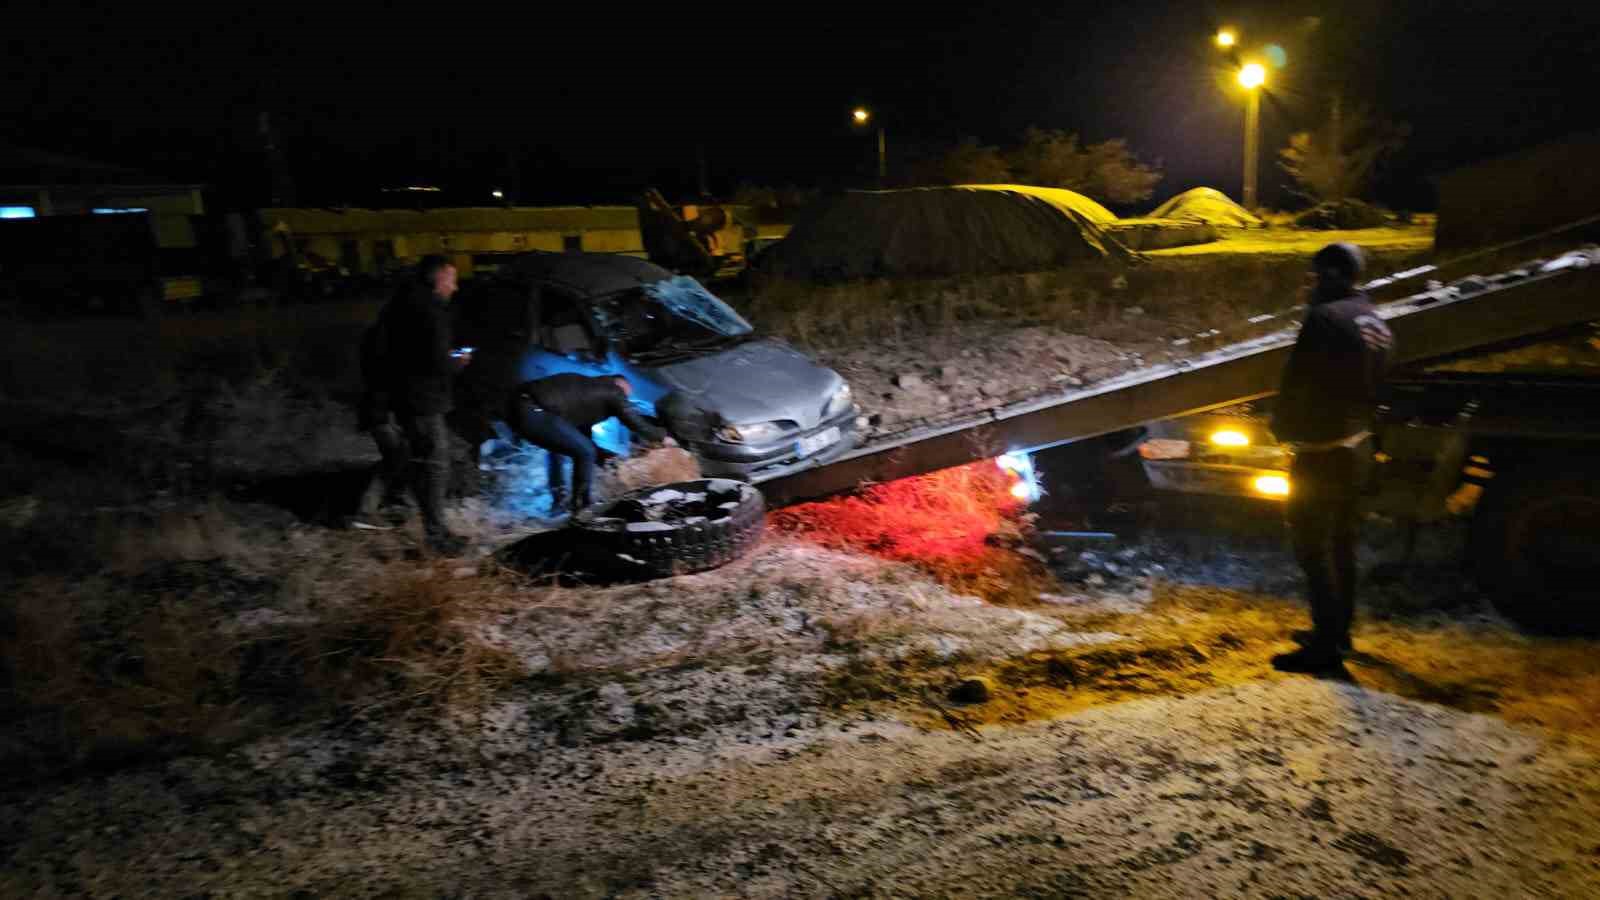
[1291,629,1353,653]
[1271,640,1347,675]
[425,531,469,556]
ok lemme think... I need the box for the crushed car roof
[501,252,673,296]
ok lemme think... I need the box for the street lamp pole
[1243,87,1260,208]
[1236,62,1266,209]
[853,108,886,186]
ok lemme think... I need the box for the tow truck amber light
[1253,474,1290,497]
[1210,429,1250,447]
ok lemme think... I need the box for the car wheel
[572,478,765,580]
[1472,465,1600,635]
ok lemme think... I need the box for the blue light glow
[1265,44,1288,68]
[0,206,37,219]
[997,451,1044,503]
[477,412,651,521]
[91,207,149,214]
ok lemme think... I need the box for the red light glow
[773,459,1027,564]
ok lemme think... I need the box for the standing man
[509,373,672,515]
[1270,242,1394,674]
[358,255,471,554]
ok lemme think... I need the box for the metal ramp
[756,248,1600,507]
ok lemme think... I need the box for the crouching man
[509,374,675,516]
[1269,242,1394,674]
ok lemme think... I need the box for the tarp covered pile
[1147,187,1262,228]
[756,184,1132,281]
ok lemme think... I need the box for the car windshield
[599,275,754,358]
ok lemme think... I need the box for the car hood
[644,338,843,430]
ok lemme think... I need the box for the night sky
[7,1,1597,209]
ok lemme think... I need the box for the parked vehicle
[1135,315,1600,634]
[455,252,859,481]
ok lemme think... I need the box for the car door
[517,285,618,383]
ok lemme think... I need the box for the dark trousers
[363,413,452,538]
[1286,442,1370,651]
[510,400,597,513]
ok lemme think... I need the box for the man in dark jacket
[1270,242,1394,673]
[358,255,470,554]
[509,373,671,515]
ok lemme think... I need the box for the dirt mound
[758,184,1130,281]
[1147,187,1262,228]
[1295,199,1390,230]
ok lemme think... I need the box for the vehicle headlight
[824,382,854,419]
[716,420,787,444]
[1253,474,1291,497]
[1210,429,1250,447]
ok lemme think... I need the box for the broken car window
[603,275,753,358]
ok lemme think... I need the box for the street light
[1216,28,1237,48]
[1237,63,1266,208]
[852,107,886,184]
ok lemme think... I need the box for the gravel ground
[5,514,1599,899]
[5,675,1595,898]
[813,324,1161,437]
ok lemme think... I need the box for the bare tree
[1278,97,1409,203]
[913,137,1011,185]
[1006,128,1163,204]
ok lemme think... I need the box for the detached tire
[1472,466,1600,635]
[573,478,765,579]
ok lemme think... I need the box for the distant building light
[0,206,37,219]
[491,189,505,199]
[92,207,149,214]
[380,186,443,193]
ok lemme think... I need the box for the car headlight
[824,382,854,419]
[715,420,788,444]
[1253,474,1291,497]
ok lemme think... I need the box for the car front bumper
[687,411,860,482]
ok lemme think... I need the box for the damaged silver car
[456,252,859,481]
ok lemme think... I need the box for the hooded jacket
[1270,284,1395,445]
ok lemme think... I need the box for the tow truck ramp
[757,248,1600,507]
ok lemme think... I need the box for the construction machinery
[635,188,753,281]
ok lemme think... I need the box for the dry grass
[596,446,703,498]
[249,560,528,714]
[0,482,529,782]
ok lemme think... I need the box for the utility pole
[877,126,887,185]
[1243,88,1260,209]
[258,111,296,207]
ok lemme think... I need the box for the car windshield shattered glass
[604,275,753,357]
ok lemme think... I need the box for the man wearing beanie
[1269,242,1394,674]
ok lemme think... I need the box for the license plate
[796,426,841,458]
